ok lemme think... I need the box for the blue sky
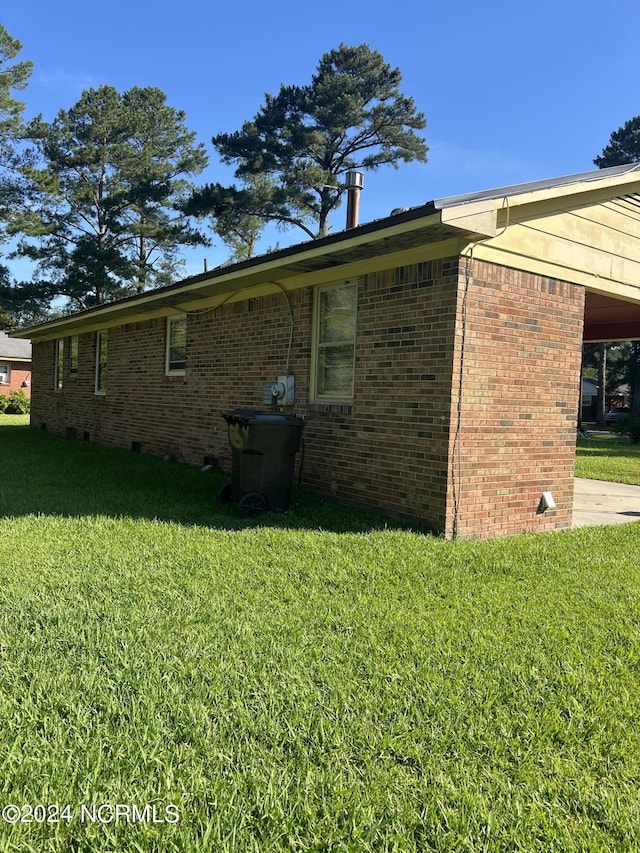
[3,0,640,277]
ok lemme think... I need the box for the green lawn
[575,432,640,485]
[0,418,639,851]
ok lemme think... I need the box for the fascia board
[440,170,640,222]
[434,165,640,212]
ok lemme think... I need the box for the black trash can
[221,409,305,516]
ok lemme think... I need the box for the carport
[577,288,640,529]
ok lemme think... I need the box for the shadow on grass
[0,422,424,536]
[577,436,640,459]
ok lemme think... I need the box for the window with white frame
[69,335,79,375]
[166,315,187,375]
[54,339,64,391]
[95,330,107,394]
[313,281,358,401]
[0,362,10,387]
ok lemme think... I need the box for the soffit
[584,291,640,342]
[474,189,640,308]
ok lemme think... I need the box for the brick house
[0,331,31,398]
[13,165,640,538]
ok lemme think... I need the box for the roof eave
[13,164,640,341]
[14,205,472,340]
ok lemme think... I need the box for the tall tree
[0,23,32,157]
[594,116,640,168]
[582,342,608,425]
[0,24,33,242]
[186,43,428,239]
[115,86,209,289]
[596,342,607,427]
[628,342,640,414]
[7,85,207,312]
[207,173,277,261]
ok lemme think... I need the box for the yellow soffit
[473,242,640,305]
[439,200,498,237]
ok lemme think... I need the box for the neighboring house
[0,331,31,398]
[581,379,631,422]
[12,165,640,539]
[581,378,599,423]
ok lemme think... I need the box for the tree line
[582,342,640,423]
[0,25,427,324]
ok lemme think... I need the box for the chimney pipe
[345,171,364,229]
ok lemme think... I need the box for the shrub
[5,389,30,415]
[612,413,640,443]
[0,395,7,414]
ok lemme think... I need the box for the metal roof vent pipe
[345,170,364,229]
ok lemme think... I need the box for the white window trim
[54,339,64,391]
[311,280,358,403]
[95,330,107,395]
[0,362,10,387]
[68,335,79,375]
[165,315,187,376]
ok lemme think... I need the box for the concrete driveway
[573,478,640,528]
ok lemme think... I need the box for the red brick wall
[446,258,585,538]
[301,259,458,530]
[30,254,585,538]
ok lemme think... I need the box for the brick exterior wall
[446,258,585,538]
[30,255,585,539]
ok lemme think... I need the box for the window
[0,362,10,387]
[95,331,107,394]
[54,339,64,390]
[166,315,187,375]
[313,281,358,401]
[69,336,79,375]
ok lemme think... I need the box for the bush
[612,413,640,443]
[0,395,7,414]
[5,389,30,415]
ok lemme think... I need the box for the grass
[575,431,640,485]
[0,417,639,851]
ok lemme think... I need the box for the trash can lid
[222,409,305,426]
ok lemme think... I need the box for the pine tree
[8,85,207,312]
[187,44,427,240]
[0,24,33,244]
[594,116,640,168]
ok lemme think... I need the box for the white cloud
[35,68,101,104]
